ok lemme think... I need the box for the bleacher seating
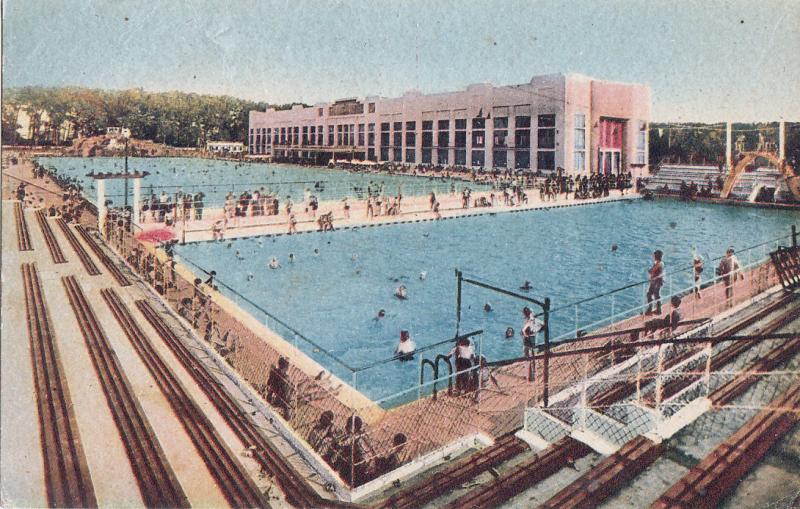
[644,164,789,202]
[644,164,724,196]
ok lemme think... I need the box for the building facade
[248,73,650,176]
[206,141,245,154]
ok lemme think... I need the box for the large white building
[248,73,651,176]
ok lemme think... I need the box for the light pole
[123,133,130,210]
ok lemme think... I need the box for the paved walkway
[139,188,638,243]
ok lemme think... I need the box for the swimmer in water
[375,309,386,320]
[505,327,514,339]
[247,273,254,281]
[269,257,280,269]
[484,303,493,312]
[419,271,427,281]
[313,248,320,256]
[288,253,295,263]
[395,285,408,300]
[520,281,532,291]
[611,244,618,252]
[351,253,358,261]
[235,250,244,260]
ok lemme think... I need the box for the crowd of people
[21,159,89,223]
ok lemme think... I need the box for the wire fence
[99,210,797,490]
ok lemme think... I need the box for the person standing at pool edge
[521,307,543,358]
[718,248,743,307]
[646,250,664,315]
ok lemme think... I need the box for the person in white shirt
[395,330,416,362]
[448,337,476,393]
[521,306,544,358]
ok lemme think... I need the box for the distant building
[206,141,245,155]
[248,73,651,176]
[106,126,132,138]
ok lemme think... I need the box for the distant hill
[1,86,303,148]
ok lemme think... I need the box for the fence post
[455,269,463,335]
[543,297,551,408]
[654,344,665,420]
[636,351,643,404]
[574,304,579,336]
[704,339,713,397]
[580,352,588,429]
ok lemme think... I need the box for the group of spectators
[263,356,407,486]
[22,160,88,223]
[142,190,206,224]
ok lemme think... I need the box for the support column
[133,177,141,226]
[726,122,733,171]
[96,179,107,232]
[779,120,786,161]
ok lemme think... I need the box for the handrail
[434,354,454,396]
[420,358,438,399]
[351,330,483,373]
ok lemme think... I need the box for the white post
[133,177,141,226]
[726,122,733,171]
[96,179,107,232]
[779,121,786,161]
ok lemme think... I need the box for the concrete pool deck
[134,187,640,243]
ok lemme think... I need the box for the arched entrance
[721,151,799,201]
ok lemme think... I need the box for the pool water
[37,156,486,208]
[174,199,798,402]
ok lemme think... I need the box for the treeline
[2,86,302,148]
[649,122,800,167]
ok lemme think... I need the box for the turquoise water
[37,156,486,208]
[173,200,797,402]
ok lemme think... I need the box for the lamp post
[123,133,130,210]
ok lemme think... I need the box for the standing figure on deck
[646,250,664,315]
[717,248,743,307]
[521,306,543,358]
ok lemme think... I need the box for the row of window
[252,114,647,171]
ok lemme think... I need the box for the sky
[3,0,799,122]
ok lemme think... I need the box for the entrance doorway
[597,118,625,175]
[598,149,622,175]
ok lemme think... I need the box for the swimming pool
[173,199,798,402]
[37,156,487,207]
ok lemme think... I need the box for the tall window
[493,117,508,147]
[472,118,485,147]
[392,122,402,161]
[405,121,416,147]
[302,126,308,145]
[537,114,556,171]
[381,122,390,147]
[368,123,375,146]
[358,123,365,146]
[249,128,254,152]
[636,121,646,165]
[574,113,586,172]
[422,120,433,148]
[515,115,531,169]
[328,125,334,146]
